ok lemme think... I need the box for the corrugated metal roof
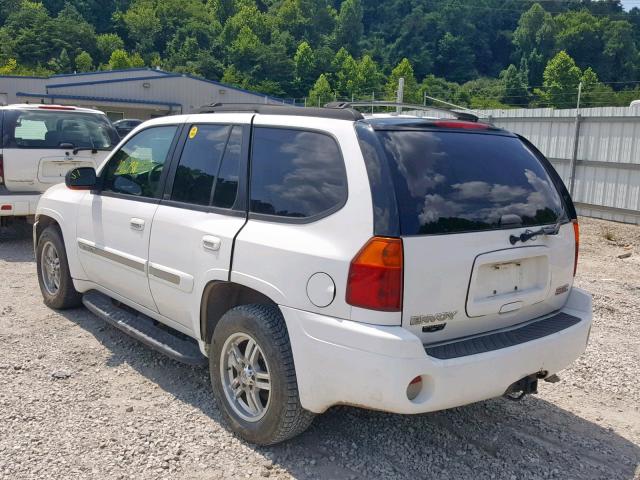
[16,92,181,108]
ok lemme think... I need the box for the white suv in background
[0,104,118,230]
[34,103,593,445]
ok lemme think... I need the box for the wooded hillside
[2,0,640,108]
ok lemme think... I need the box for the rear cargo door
[375,128,576,344]
[37,151,106,185]
[2,108,118,192]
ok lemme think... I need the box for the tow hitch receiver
[503,374,539,401]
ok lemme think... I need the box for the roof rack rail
[197,102,364,121]
[324,101,480,122]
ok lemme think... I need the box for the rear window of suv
[374,129,566,235]
[3,109,119,150]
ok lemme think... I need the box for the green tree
[513,3,556,56]
[513,3,557,85]
[123,1,161,55]
[222,64,249,88]
[535,51,582,108]
[434,32,476,83]
[601,19,639,83]
[293,41,316,96]
[500,64,530,106]
[385,58,419,104]
[420,74,470,107]
[96,33,125,64]
[355,54,383,98]
[108,49,132,70]
[75,51,93,72]
[334,0,363,54]
[334,49,358,98]
[129,52,145,68]
[308,73,333,106]
[57,48,71,72]
[461,77,506,108]
[0,58,18,75]
[580,67,616,107]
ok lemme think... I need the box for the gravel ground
[0,217,639,480]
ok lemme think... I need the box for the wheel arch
[35,213,62,243]
[200,281,278,345]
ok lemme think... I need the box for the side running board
[82,291,207,367]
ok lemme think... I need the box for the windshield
[3,109,119,150]
[374,130,567,235]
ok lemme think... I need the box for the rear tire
[36,225,82,309]
[210,304,315,445]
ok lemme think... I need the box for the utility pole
[396,77,404,114]
[568,81,583,196]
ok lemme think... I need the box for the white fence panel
[479,107,640,224]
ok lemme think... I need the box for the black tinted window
[250,128,347,218]
[172,125,230,206]
[212,126,242,209]
[103,126,177,198]
[376,131,566,235]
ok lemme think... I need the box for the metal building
[0,68,287,121]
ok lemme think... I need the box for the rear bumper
[0,193,40,216]
[282,287,592,414]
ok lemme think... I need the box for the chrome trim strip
[148,265,181,285]
[77,241,145,272]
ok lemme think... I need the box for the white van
[0,104,119,228]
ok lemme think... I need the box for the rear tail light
[0,153,4,185]
[346,236,403,311]
[573,220,580,276]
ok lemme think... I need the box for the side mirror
[65,167,97,190]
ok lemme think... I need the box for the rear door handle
[130,218,145,231]
[202,235,221,251]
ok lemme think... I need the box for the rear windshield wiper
[509,222,562,245]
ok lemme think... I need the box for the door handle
[202,235,221,251]
[130,218,145,231]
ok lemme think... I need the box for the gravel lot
[0,217,639,480]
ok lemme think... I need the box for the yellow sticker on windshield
[189,126,198,139]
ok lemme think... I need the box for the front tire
[210,304,315,445]
[36,225,82,309]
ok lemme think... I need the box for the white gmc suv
[34,103,593,445]
[1,104,118,230]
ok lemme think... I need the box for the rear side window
[375,130,566,235]
[170,124,243,209]
[3,109,119,149]
[171,125,230,206]
[212,126,242,209]
[250,128,347,219]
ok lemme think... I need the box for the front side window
[4,109,119,149]
[102,125,178,198]
[250,128,347,219]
